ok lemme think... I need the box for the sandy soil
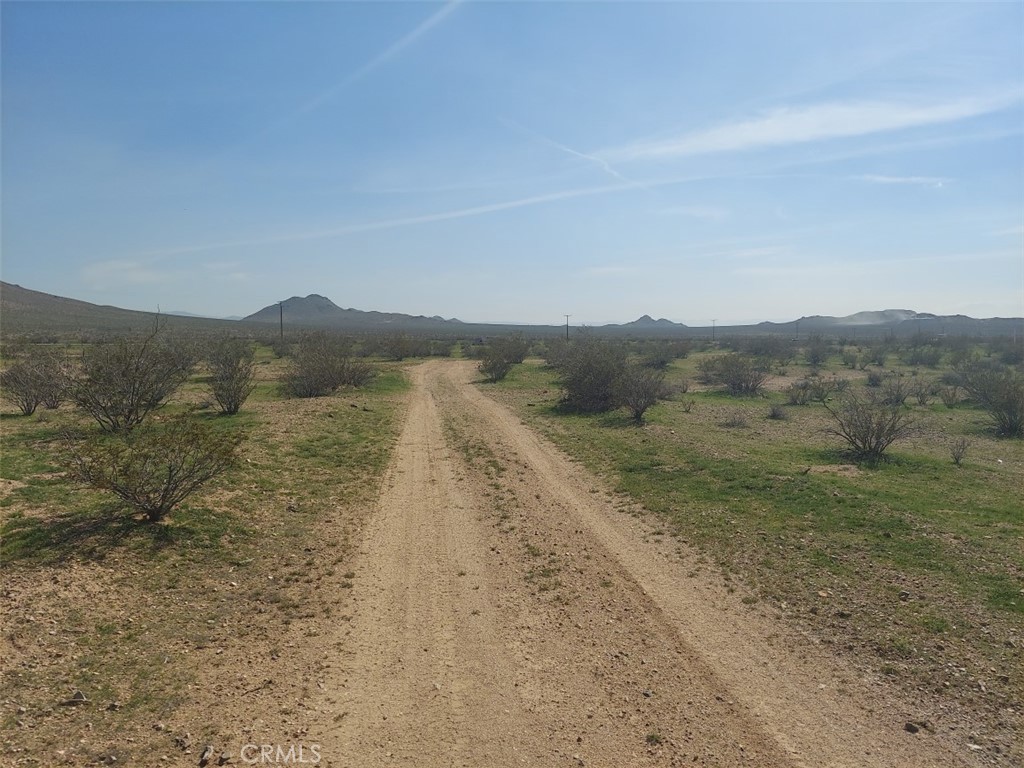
[312,361,975,767]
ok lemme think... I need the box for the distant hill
[243,294,464,331]
[619,314,687,329]
[755,309,1022,337]
[0,282,243,336]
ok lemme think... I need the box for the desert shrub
[66,331,195,432]
[1,359,46,415]
[680,399,696,413]
[478,335,530,382]
[65,415,241,522]
[865,370,884,388]
[841,350,859,369]
[911,378,935,406]
[804,335,832,368]
[904,345,943,368]
[696,356,721,385]
[280,332,372,397]
[616,364,668,424]
[808,376,839,403]
[957,363,1024,437]
[880,375,910,406]
[823,390,914,462]
[743,337,794,367]
[716,354,770,396]
[866,344,890,367]
[640,340,691,370]
[720,410,749,428]
[950,437,970,467]
[207,337,257,415]
[939,385,960,408]
[785,380,812,405]
[554,337,627,413]
[767,403,788,420]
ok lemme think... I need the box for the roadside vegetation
[484,332,1023,747]
[0,330,409,765]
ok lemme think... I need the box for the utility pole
[711,319,717,342]
[279,301,284,341]
[564,314,571,342]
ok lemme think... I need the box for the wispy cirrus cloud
[661,205,729,221]
[855,174,950,188]
[603,93,1021,162]
[500,118,635,185]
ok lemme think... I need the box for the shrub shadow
[1,504,176,565]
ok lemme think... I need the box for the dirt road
[319,361,972,767]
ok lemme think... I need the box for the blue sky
[2,1,1022,325]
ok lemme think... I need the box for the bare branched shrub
[808,376,839,403]
[1,360,46,415]
[720,410,749,428]
[65,415,241,522]
[616,364,668,424]
[911,379,934,406]
[785,380,812,405]
[880,375,910,406]
[950,437,970,467]
[823,390,914,462]
[207,337,257,415]
[67,331,195,432]
[957,363,1024,437]
[939,385,960,408]
[280,332,374,397]
[680,399,696,413]
[716,354,770,396]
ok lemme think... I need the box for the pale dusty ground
[313,361,975,767]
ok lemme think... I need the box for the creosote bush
[478,334,530,383]
[280,331,374,398]
[823,390,914,462]
[65,415,241,522]
[66,330,195,432]
[207,336,257,415]
[957,362,1024,437]
[554,337,627,413]
[615,364,667,424]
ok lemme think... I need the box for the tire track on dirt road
[320,361,971,768]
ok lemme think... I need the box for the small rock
[898,591,911,601]
[642,689,653,698]
[904,722,920,734]
[106,702,121,711]
[199,745,214,766]
[217,753,231,766]
[62,691,89,706]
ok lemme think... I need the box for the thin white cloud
[295,1,462,118]
[214,2,462,158]
[661,205,729,221]
[500,118,635,185]
[604,93,1021,161]
[139,180,640,258]
[856,174,950,188]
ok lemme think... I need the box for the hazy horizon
[2,2,1022,325]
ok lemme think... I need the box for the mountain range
[1,282,1021,338]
